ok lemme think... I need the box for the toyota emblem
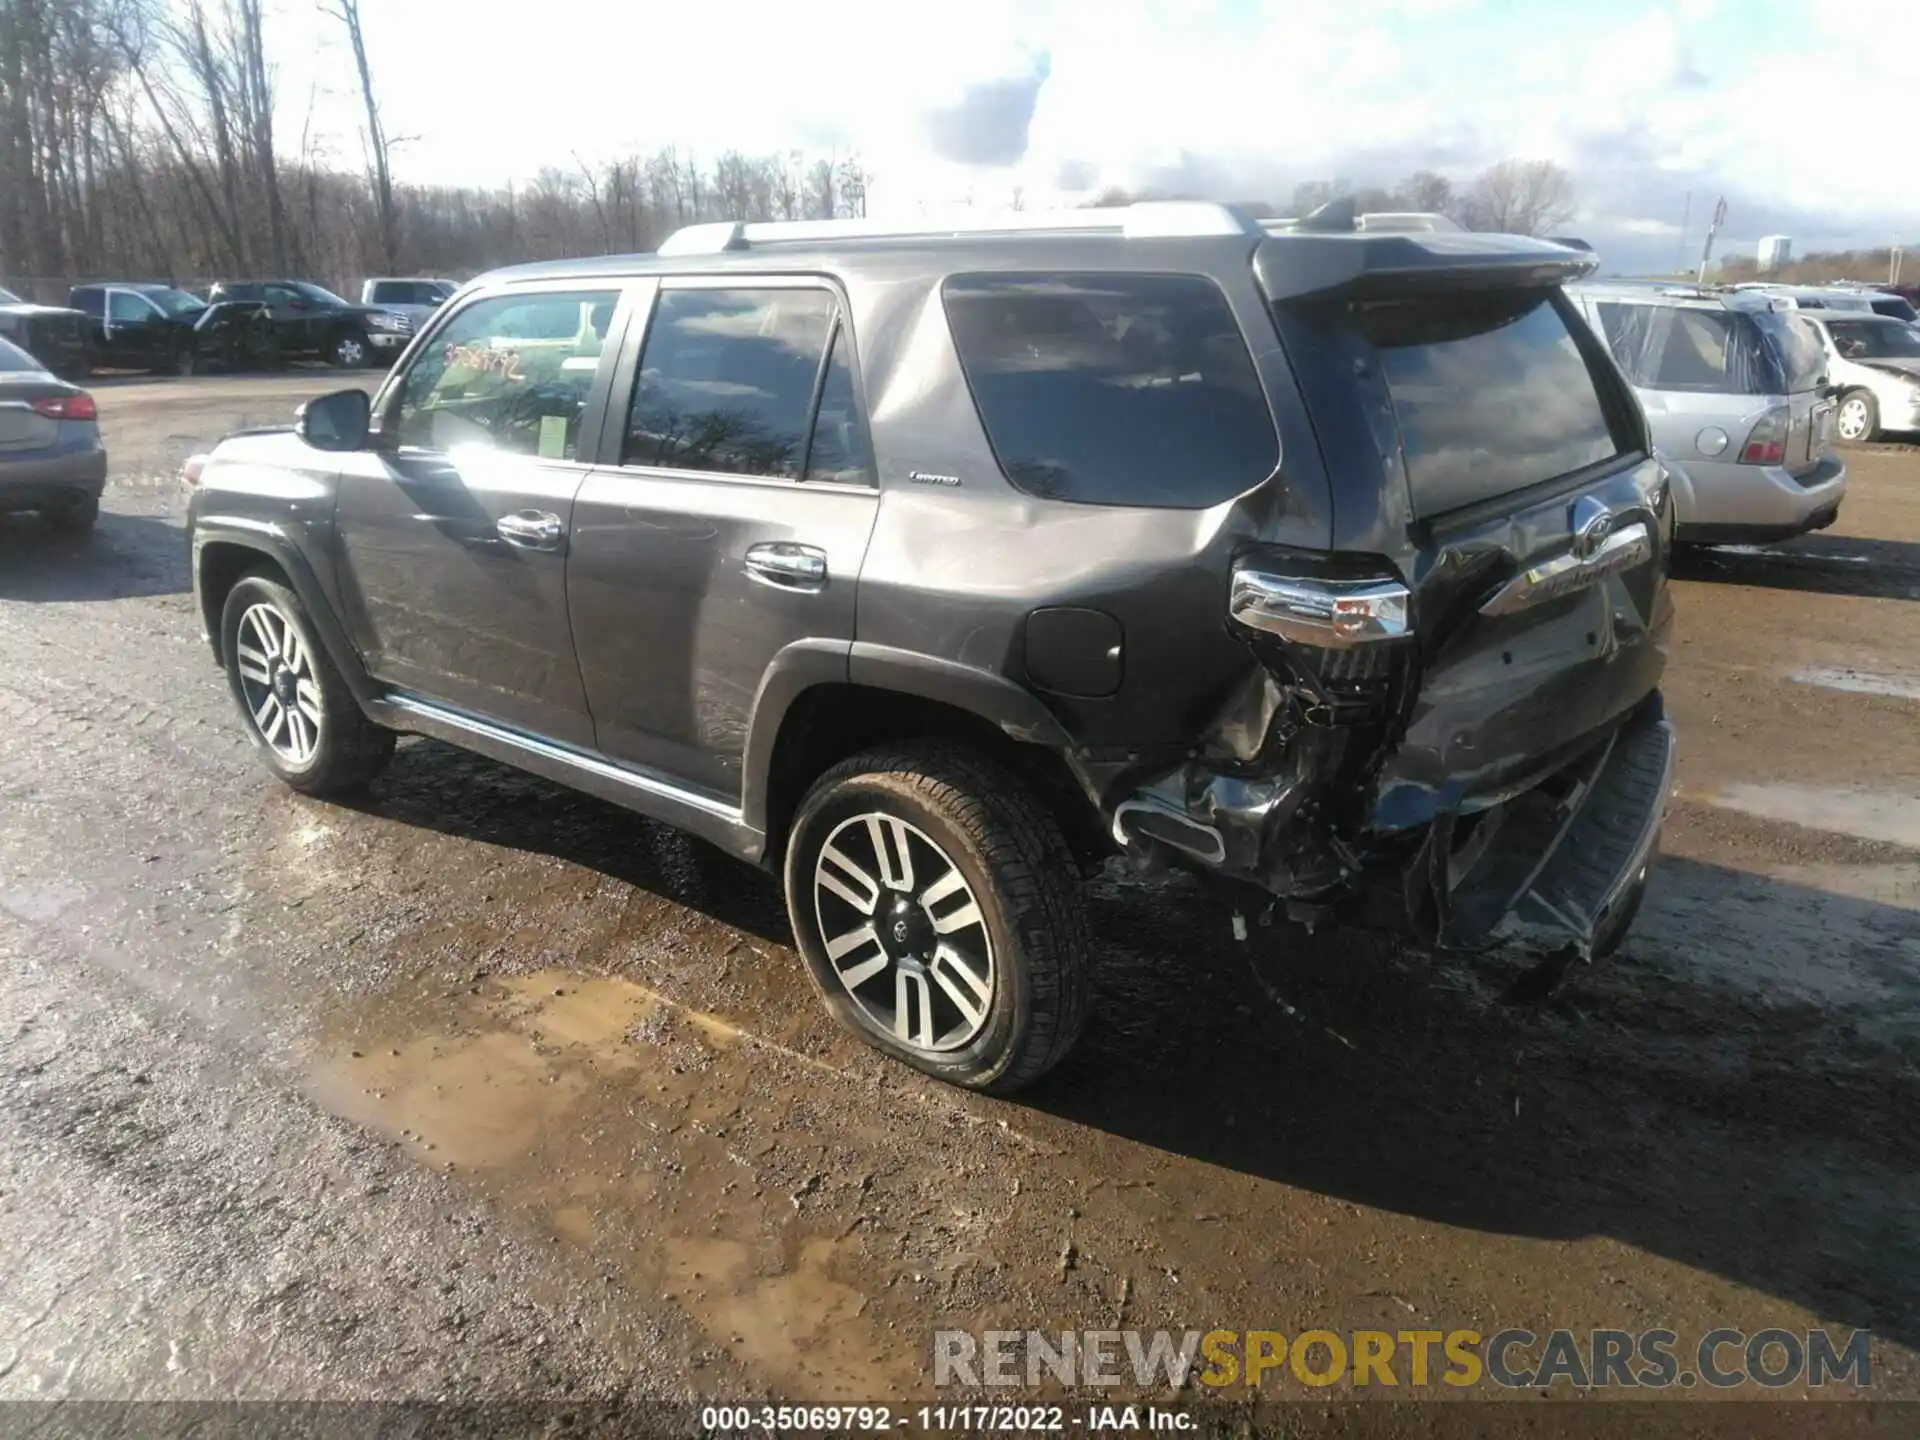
[1569,496,1615,560]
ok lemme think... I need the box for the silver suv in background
[1797,312,1920,442]
[358,278,459,328]
[1569,281,1845,545]
[1731,283,1920,323]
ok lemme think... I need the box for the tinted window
[1826,317,1920,359]
[1762,314,1829,391]
[0,336,41,370]
[390,289,618,459]
[1361,290,1621,516]
[108,291,152,322]
[290,282,350,306]
[625,287,836,477]
[367,281,401,304]
[0,287,22,305]
[1870,297,1919,321]
[70,288,104,317]
[142,287,204,317]
[944,273,1275,508]
[805,323,872,484]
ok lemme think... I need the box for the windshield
[1826,316,1920,360]
[144,287,206,317]
[0,287,21,305]
[291,281,350,307]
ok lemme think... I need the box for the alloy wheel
[233,602,324,765]
[1837,397,1871,441]
[335,336,366,367]
[811,812,995,1054]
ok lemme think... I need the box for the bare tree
[1462,158,1575,236]
[1395,169,1455,217]
[325,0,396,268]
[833,155,869,219]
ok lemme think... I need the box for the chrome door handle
[496,510,565,551]
[744,542,827,591]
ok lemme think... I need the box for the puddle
[306,968,922,1399]
[1791,666,1920,702]
[1698,783,1920,851]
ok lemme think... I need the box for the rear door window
[1592,302,1786,395]
[942,273,1276,508]
[1358,289,1622,517]
[623,286,842,479]
[389,288,619,459]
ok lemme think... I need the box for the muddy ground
[1,374,1917,1421]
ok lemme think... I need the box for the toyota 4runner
[186,202,1677,1092]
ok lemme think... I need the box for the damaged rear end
[1113,230,1677,958]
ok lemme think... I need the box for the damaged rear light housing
[1228,564,1412,647]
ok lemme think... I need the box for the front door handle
[744,542,827,591]
[495,510,565,551]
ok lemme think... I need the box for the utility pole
[1676,191,1691,275]
[1697,196,1727,284]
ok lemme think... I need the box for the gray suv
[186,203,1677,1091]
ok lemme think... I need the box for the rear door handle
[744,542,827,591]
[495,510,565,551]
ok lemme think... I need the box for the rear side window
[390,288,618,459]
[942,273,1276,508]
[1361,290,1622,516]
[71,288,104,317]
[1593,302,1785,395]
[625,286,860,480]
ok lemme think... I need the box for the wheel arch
[193,526,377,709]
[744,643,1103,873]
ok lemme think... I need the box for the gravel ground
[1,375,1917,1424]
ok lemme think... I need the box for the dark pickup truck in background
[206,280,412,368]
[68,283,274,374]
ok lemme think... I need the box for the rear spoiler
[1253,232,1599,305]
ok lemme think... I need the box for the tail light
[1739,405,1789,465]
[30,392,96,421]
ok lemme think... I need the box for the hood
[1856,357,1920,380]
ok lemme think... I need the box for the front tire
[1835,389,1879,444]
[220,571,394,795]
[783,743,1091,1093]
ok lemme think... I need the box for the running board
[372,693,765,864]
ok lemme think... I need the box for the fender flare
[191,518,380,711]
[737,639,1073,837]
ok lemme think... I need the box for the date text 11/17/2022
[698,1404,1193,1432]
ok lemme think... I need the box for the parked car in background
[1802,312,1920,442]
[188,205,1677,1092]
[206,280,411,368]
[359,278,459,327]
[1569,280,1845,545]
[68,283,274,375]
[0,286,90,379]
[0,334,106,531]
[1733,283,1919,322]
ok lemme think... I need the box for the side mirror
[296,388,371,451]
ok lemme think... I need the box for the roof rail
[653,201,1262,256]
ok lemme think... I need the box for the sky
[267,0,1920,275]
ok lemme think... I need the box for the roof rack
[653,201,1263,256]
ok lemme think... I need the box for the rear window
[942,273,1276,508]
[1593,301,1800,395]
[1870,297,1918,322]
[1825,316,1920,360]
[1359,290,1622,517]
[1763,313,1830,391]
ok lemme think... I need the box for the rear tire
[1835,389,1879,444]
[220,571,394,796]
[329,330,370,368]
[783,742,1091,1093]
[44,493,99,532]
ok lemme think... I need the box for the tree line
[0,0,874,300]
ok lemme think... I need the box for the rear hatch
[1251,232,1673,827]
[1758,309,1834,471]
